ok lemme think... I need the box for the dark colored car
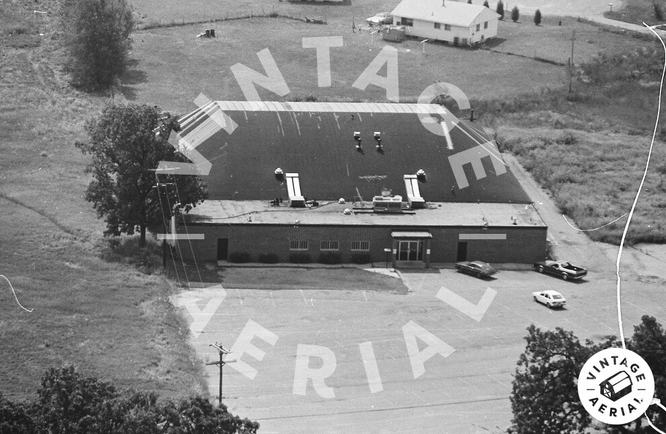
[455,261,497,279]
[533,260,587,281]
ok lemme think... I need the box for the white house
[390,0,499,46]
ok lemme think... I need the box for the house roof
[390,0,498,27]
[174,101,531,204]
[182,200,546,228]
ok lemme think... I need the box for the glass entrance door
[398,240,423,261]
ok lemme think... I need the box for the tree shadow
[118,59,147,100]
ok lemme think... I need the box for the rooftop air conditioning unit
[372,194,403,213]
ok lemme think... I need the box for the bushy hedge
[317,252,342,264]
[258,253,279,264]
[350,253,372,264]
[0,367,259,433]
[289,252,312,264]
[228,252,252,263]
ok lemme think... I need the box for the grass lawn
[491,16,653,65]
[605,0,666,25]
[219,267,408,293]
[126,17,566,113]
[0,2,205,401]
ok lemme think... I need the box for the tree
[511,6,520,22]
[655,1,665,21]
[483,0,490,7]
[496,0,505,19]
[511,317,666,434]
[468,0,472,3]
[76,104,207,248]
[534,9,542,25]
[60,0,134,91]
[510,325,597,433]
[611,315,666,433]
[0,367,259,433]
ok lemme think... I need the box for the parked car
[455,261,497,279]
[533,260,587,281]
[366,12,393,26]
[533,290,566,309]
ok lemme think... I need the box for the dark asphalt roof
[179,102,532,204]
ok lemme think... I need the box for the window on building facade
[434,22,441,29]
[320,240,339,251]
[444,24,451,31]
[289,239,309,251]
[476,24,480,31]
[351,240,370,251]
[484,21,488,29]
[401,17,414,26]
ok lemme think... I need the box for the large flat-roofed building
[167,101,547,267]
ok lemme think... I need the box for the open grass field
[0,2,206,401]
[499,125,666,244]
[126,17,566,113]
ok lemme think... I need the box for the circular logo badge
[578,348,655,425]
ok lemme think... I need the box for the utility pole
[206,343,236,406]
[569,29,576,94]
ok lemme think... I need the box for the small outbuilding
[390,0,499,46]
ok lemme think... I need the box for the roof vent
[373,194,403,213]
[404,174,425,209]
[285,173,305,208]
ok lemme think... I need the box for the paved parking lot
[171,265,665,433]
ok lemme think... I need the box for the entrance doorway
[217,238,228,261]
[398,240,423,261]
[456,242,467,261]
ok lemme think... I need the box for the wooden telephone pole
[207,343,235,406]
[568,29,576,94]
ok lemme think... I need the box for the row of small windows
[432,21,489,31]
[289,240,370,252]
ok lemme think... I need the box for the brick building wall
[174,223,547,265]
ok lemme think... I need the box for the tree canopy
[76,104,207,247]
[0,367,259,433]
[60,0,134,91]
[511,316,666,433]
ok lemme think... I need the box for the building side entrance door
[217,238,228,261]
[457,241,467,261]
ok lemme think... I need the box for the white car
[532,290,566,309]
[366,12,393,26]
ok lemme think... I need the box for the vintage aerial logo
[578,348,655,425]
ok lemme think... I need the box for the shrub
[483,0,489,7]
[258,253,279,263]
[511,6,519,22]
[60,0,134,91]
[318,252,342,264]
[655,1,665,21]
[0,367,259,433]
[350,253,372,264]
[229,252,252,263]
[556,131,577,145]
[496,1,505,19]
[289,252,312,264]
[534,9,542,25]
